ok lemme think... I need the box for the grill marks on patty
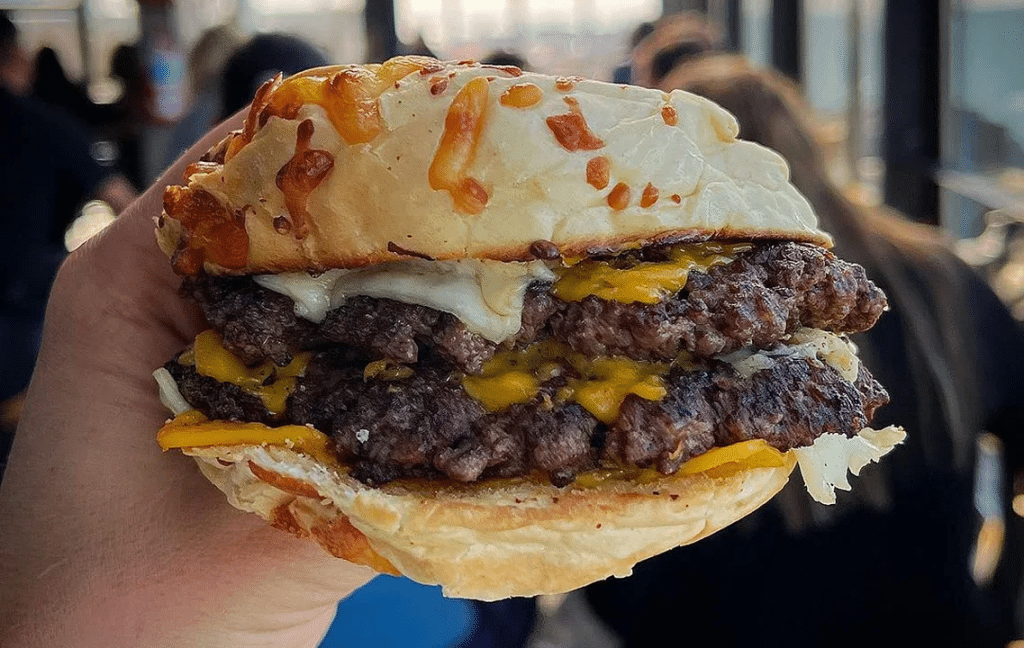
[180,242,886,372]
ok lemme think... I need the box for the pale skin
[0,114,375,647]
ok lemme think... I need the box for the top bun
[158,56,830,276]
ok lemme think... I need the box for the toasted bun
[157,57,831,275]
[184,443,797,600]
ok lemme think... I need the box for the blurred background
[3,0,1021,264]
[0,1,1023,646]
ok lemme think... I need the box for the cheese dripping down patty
[551,242,750,303]
[252,243,749,345]
[173,330,310,415]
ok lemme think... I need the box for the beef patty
[168,240,890,486]
[168,347,887,487]
[181,241,886,372]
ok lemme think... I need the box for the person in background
[0,11,31,95]
[481,49,531,71]
[31,46,115,130]
[628,12,718,88]
[162,25,241,167]
[219,32,329,120]
[577,54,1024,648]
[0,11,136,470]
[106,43,152,190]
[611,21,656,83]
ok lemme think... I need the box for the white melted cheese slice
[719,327,860,383]
[254,259,555,344]
[254,270,344,323]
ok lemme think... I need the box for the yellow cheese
[571,466,663,489]
[158,411,784,483]
[562,357,666,424]
[677,439,787,477]
[572,439,788,488]
[468,369,540,411]
[552,242,750,304]
[463,341,667,423]
[157,410,333,464]
[191,330,309,415]
[363,359,415,381]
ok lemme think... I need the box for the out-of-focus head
[220,32,329,119]
[187,25,242,96]
[0,11,33,95]
[660,54,824,188]
[110,43,145,83]
[629,21,656,50]
[631,12,719,88]
[32,47,72,99]
[480,49,530,71]
[33,46,65,81]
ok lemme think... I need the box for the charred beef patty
[170,240,890,486]
[181,274,320,366]
[181,241,886,372]
[549,241,885,359]
[168,348,888,487]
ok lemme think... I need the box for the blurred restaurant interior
[1,0,1024,646]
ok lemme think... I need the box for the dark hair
[220,33,328,119]
[631,13,718,87]
[630,21,656,49]
[110,43,144,82]
[480,50,529,71]
[0,11,18,61]
[650,41,710,84]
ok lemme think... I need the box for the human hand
[0,116,375,648]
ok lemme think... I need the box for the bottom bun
[185,443,797,600]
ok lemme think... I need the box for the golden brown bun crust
[157,58,831,276]
[186,443,797,600]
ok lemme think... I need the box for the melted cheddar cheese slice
[157,410,334,464]
[158,411,786,482]
[552,242,750,304]
[571,439,788,488]
[462,340,667,424]
[186,330,309,415]
[677,439,788,477]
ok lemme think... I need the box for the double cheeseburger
[154,56,904,600]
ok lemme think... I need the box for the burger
[153,56,904,600]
